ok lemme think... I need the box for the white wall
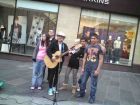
[56,4,81,47]
[133,21,140,65]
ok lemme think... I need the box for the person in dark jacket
[59,38,87,94]
[47,31,68,95]
[45,30,56,81]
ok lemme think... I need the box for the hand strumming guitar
[51,56,56,62]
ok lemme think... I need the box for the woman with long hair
[31,33,49,90]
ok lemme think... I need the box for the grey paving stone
[0,99,6,105]
[105,86,120,102]
[31,97,52,105]
[0,59,140,105]
[120,72,129,78]
[104,99,120,105]
[7,78,27,86]
[110,71,120,78]
[120,101,137,105]
[110,80,119,87]
[136,101,140,105]
[3,99,18,105]
[8,95,32,104]
[0,94,9,99]
[120,77,131,91]
[120,89,135,103]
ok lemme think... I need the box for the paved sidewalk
[0,59,140,105]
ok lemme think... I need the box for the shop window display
[0,0,58,55]
[11,0,58,55]
[105,14,138,66]
[0,1,16,53]
[78,9,109,44]
[78,9,138,66]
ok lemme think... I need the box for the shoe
[76,88,86,93]
[88,99,95,104]
[72,86,77,94]
[48,88,53,96]
[76,92,85,98]
[77,88,80,92]
[37,87,42,90]
[30,86,35,90]
[59,83,68,90]
[52,87,58,93]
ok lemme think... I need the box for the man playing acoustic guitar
[47,31,68,96]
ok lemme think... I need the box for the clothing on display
[113,37,122,63]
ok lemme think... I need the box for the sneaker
[76,92,85,98]
[77,88,80,92]
[88,98,95,104]
[77,88,86,93]
[37,87,42,90]
[48,88,53,96]
[30,86,35,90]
[52,87,58,93]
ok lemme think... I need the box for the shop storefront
[0,0,140,70]
[0,0,58,55]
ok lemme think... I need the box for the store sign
[83,0,109,5]
[39,0,140,16]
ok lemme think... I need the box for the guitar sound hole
[55,56,60,59]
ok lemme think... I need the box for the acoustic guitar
[44,44,82,69]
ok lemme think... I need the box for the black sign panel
[39,0,140,17]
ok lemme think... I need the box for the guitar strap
[61,43,64,53]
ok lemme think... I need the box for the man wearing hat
[47,31,68,95]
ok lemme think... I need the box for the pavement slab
[0,59,140,105]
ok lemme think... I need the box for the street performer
[47,31,68,96]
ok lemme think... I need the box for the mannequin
[0,25,6,41]
[9,16,22,44]
[106,35,113,63]
[101,40,105,46]
[113,36,121,64]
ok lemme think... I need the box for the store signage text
[83,0,109,5]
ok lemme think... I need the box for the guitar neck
[62,50,69,57]
[61,44,82,57]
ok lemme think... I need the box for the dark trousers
[47,62,63,81]
[42,65,46,80]
[113,48,120,62]
[106,48,112,62]
[48,64,59,88]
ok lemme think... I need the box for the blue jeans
[80,67,98,102]
[32,60,45,87]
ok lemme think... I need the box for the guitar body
[44,51,61,69]
[52,51,61,62]
[44,44,82,69]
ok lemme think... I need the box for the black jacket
[68,47,85,69]
[47,40,68,62]
[9,24,22,38]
